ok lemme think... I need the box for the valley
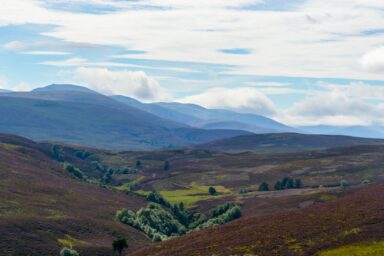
[1,132,383,255]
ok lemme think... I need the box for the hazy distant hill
[0,85,249,150]
[112,95,294,133]
[300,125,384,139]
[198,133,384,152]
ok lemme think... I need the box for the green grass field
[159,183,231,207]
[318,241,384,256]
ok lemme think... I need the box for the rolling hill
[0,133,150,256]
[197,133,384,152]
[0,85,249,150]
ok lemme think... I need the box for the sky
[1,0,384,127]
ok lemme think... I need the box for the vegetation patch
[159,183,231,207]
[57,235,87,249]
[317,241,384,256]
[117,191,241,242]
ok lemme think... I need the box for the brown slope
[132,183,384,256]
[0,134,150,256]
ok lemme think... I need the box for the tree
[286,178,294,189]
[258,182,269,191]
[208,186,217,195]
[112,238,128,256]
[60,247,80,256]
[281,177,290,188]
[274,181,282,190]
[340,179,349,188]
[294,179,302,189]
[163,160,170,171]
[135,160,142,169]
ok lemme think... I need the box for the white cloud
[74,67,170,102]
[177,87,276,116]
[2,0,384,79]
[361,46,384,72]
[3,41,26,51]
[22,50,71,55]
[39,57,87,66]
[278,82,384,126]
[243,82,291,87]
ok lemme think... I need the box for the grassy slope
[0,134,150,256]
[132,183,384,256]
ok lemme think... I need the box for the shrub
[163,160,170,171]
[340,179,349,188]
[274,181,282,190]
[136,160,142,169]
[208,186,217,195]
[63,163,84,179]
[294,179,302,188]
[60,247,80,256]
[258,182,269,191]
[74,151,91,160]
[112,238,128,256]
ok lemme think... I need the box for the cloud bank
[74,67,170,102]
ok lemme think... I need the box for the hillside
[198,133,384,152]
[0,85,249,150]
[132,183,384,256]
[0,133,150,255]
[112,95,293,133]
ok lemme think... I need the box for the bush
[274,181,282,190]
[112,238,128,256]
[340,179,349,188]
[60,247,80,256]
[294,179,302,188]
[63,163,84,179]
[258,182,269,191]
[74,151,91,160]
[208,186,217,195]
[163,160,170,171]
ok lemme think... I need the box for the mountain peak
[32,84,96,93]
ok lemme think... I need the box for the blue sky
[1,0,384,126]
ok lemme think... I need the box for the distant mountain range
[112,95,294,133]
[299,125,384,139]
[0,84,250,150]
[1,84,383,150]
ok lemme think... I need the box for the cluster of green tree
[74,150,92,160]
[117,192,241,242]
[117,203,187,242]
[258,177,303,191]
[63,163,85,180]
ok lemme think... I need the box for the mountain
[300,125,384,139]
[32,84,96,93]
[111,95,200,125]
[0,133,150,255]
[197,133,384,152]
[0,88,11,93]
[0,85,249,150]
[112,95,294,133]
[132,183,384,256]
